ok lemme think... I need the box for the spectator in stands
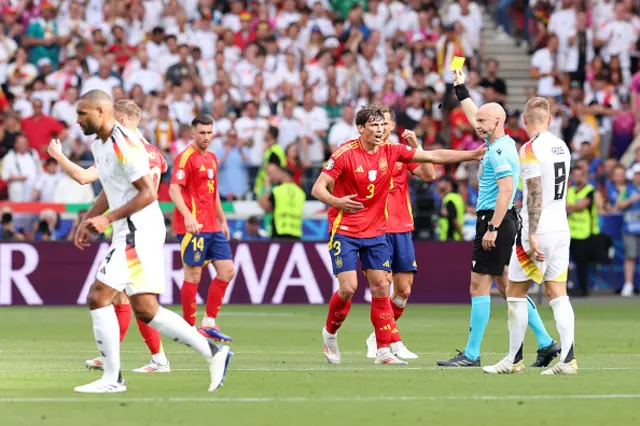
[567,166,599,296]
[605,163,629,212]
[50,86,78,127]
[23,2,63,69]
[81,59,121,99]
[480,58,507,105]
[531,34,563,100]
[505,110,529,144]
[0,22,18,84]
[148,103,179,154]
[6,47,38,97]
[617,163,640,296]
[32,157,61,202]
[294,89,329,164]
[209,100,232,152]
[563,10,593,89]
[436,22,472,93]
[596,1,637,76]
[579,141,605,185]
[327,104,358,151]
[32,209,63,241]
[232,215,269,241]
[612,95,638,159]
[216,129,251,201]
[448,0,483,69]
[235,100,269,166]
[1,133,40,203]
[0,112,21,159]
[276,98,304,151]
[259,166,306,240]
[20,98,66,158]
[285,143,306,187]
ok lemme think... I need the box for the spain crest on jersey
[378,157,388,173]
[208,169,214,179]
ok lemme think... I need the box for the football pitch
[1,301,639,426]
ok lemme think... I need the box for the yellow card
[450,56,466,71]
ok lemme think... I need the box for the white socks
[550,295,575,362]
[506,297,528,363]
[201,316,216,328]
[152,352,169,365]
[149,307,213,361]
[91,305,121,383]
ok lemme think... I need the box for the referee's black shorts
[472,209,519,276]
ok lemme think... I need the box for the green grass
[1,302,640,426]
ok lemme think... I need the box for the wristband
[455,84,470,102]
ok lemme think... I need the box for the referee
[438,69,555,367]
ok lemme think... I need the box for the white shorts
[508,231,570,284]
[96,232,165,296]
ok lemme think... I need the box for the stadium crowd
[0,0,640,293]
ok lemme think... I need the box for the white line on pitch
[2,394,640,404]
[0,367,637,372]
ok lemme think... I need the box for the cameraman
[0,208,26,241]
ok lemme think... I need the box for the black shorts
[472,209,519,276]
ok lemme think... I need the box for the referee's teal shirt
[476,135,520,212]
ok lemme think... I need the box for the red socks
[325,292,352,334]
[136,319,163,355]
[371,297,396,348]
[205,278,230,319]
[391,302,405,321]
[181,281,198,326]
[114,304,132,343]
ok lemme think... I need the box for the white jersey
[91,122,165,239]
[519,131,571,235]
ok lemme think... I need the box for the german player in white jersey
[48,100,172,374]
[483,97,577,375]
[72,90,231,393]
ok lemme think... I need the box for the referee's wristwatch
[488,224,499,232]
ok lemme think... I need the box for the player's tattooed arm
[526,176,543,235]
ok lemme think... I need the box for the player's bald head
[477,102,506,123]
[76,90,114,136]
[524,97,551,127]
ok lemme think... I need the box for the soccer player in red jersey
[365,107,436,360]
[170,115,235,342]
[47,99,171,373]
[312,105,485,364]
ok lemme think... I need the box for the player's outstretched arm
[411,144,486,165]
[453,69,478,129]
[402,130,436,181]
[311,173,363,213]
[47,139,99,185]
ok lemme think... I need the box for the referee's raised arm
[452,69,479,129]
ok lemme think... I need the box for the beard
[81,123,98,136]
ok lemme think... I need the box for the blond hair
[113,99,142,120]
[524,97,550,125]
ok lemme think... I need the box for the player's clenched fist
[47,139,63,159]
[402,130,420,148]
[453,69,466,86]
[334,194,364,213]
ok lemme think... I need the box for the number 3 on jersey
[366,184,375,199]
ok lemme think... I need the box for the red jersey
[323,139,416,239]
[171,145,221,235]
[386,160,420,233]
[144,143,168,192]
